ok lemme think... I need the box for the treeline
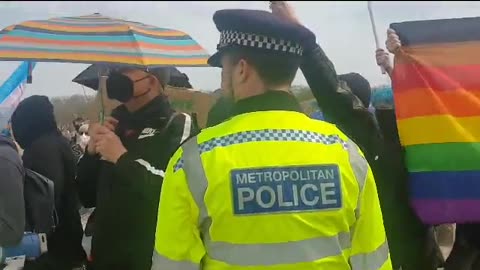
[49,86,316,126]
[50,94,96,126]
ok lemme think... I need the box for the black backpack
[24,168,59,233]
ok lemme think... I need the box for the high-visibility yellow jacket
[152,110,392,270]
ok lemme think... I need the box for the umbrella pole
[97,65,108,124]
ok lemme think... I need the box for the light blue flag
[0,61,36,130]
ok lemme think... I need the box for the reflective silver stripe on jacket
[345,140,368,219]
[135,159,165,177]
[182,138,209,225]
[180,113,192,144]
[152,251,200,270]
[350,241,389,270]
[203,225,351,266]
[178,136,361,266]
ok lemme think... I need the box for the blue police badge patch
[231,165,342,215]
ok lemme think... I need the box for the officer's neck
[234,81,291,102]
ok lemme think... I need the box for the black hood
[338,73,372,108]
[11,95,58,149]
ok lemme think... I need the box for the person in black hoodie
[0,135,25,248]
[76,66,197,270]
[10,95,86,270]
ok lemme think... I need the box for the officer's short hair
[226,47,301,86]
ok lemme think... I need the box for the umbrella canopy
[0,13,210,67]
[73,64,193,90]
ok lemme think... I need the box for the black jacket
[0,136,25,247]
[11,95,86,269]
[301,45,432,270]
[77,96,198,270]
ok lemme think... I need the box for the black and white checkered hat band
[218,30,303,56]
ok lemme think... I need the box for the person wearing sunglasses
[76,66,197,270]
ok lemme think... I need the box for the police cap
[208,9,316,67]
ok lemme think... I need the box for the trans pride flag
[391,18,480,224]
[0,61,35,129]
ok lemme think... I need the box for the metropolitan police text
[231,165,342,215]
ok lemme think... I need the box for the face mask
[106,72,151,103]
[77,134,90,150]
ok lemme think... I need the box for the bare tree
[50,94,96,126]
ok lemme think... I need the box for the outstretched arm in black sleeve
[300,45,382,158]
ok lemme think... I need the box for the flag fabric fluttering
[0,61,36,129]
[391,17,480,225]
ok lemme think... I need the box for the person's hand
[86,123,102,155]
[376,48,393,74]
[103,117,118,132]
[95,127,127,164]
[386,28,401,54]
[270,1,302,25]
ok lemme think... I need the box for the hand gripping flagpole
[368,1,386,74]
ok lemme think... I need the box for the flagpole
[368,1,386,74]
[27,61,33,84]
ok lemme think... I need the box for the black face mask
[106,72,150,103]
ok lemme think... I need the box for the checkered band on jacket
[173,129,347,172]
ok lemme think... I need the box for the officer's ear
[236,58,250,84]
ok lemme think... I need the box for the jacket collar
[112,95,175,137]
[231,90,303,117]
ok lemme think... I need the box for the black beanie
[11,95,58,149]
[338,73,372,108]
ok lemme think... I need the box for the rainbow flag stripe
[0,14,210,67]
[391,17,480,224]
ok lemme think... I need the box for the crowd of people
[0,1,476,270]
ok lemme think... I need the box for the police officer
[151,9,392,270]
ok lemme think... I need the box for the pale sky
[1,1,480,97]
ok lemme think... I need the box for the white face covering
[77,134,90,150]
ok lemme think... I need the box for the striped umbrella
[0,13,210,67]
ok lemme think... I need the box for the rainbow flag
[391,18,480,225]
